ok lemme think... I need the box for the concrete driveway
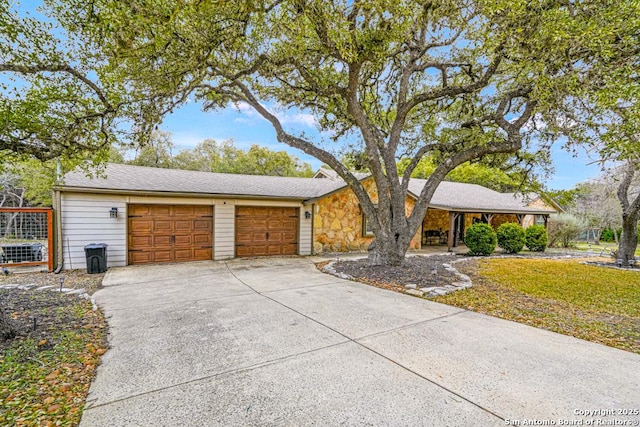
[81,257,640,426]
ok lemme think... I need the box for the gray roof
[60,163,345,199]
[59,163,556,214]
[408,179,555,214]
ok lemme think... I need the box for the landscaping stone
[405,284,417,289]
[405,289,424,297]
[36,285,55,291]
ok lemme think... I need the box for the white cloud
[233,101,318,128]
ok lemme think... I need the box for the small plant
[525,225,548,252]
[547,214,585,248]
[496,223,526,254]
[465,223,497,256]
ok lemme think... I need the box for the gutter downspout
[53,158,65,273]
[53,189,64,273]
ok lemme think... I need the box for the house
[53,163,557,269]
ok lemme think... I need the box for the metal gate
[0,208,54,271]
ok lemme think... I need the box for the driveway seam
[260,280,352,294]
[98,291,257,312]
[353,309,467,341]
[224,262,506,423]
[102,271,232,288]
[83,340,351,411]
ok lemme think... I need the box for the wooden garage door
[128,204,213,265]
[235,207,298,257]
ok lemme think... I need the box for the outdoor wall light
[109,207,118,218]
[305,211,311,219]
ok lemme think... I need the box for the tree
[59,0,637,265]
[402,156,532,192]
[0,0,125,166]
[127,136,315,177]
[614,161,640,263]
[128,131,176,169]
[570,179,622,244]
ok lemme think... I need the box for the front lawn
[434,258,640,353]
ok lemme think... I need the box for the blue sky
[160,100,602,190]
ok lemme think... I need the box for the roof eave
[54,186,311,202]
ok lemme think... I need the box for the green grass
[434,258,640,353]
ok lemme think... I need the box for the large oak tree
[55,0,637,265]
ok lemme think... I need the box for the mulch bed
[329,255,462,292]
[0,269,105,295]
[1,272,107,426]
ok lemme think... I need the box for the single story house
[53,163,557,269]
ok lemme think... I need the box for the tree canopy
[121,132,314,177]
[32,0,640,264]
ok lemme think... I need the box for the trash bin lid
[85,243,108,249]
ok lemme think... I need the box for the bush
[547,214,585,248]
[525,225,548,252]
[599,228,622,243]
[496,223,526,253]
[465,223,497,256]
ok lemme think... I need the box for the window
[362,204,377,236]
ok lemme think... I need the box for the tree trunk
[0,304,17,340]
[619,215,639,266]
[367,233,409,266]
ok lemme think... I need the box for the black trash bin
[85,243,108,274]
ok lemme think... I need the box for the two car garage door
[128,204,299,264]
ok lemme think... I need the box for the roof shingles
[60,163,555,214]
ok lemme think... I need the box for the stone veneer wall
[492,214,519,229]
[313,179,421,254]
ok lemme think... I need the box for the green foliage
[547,214,586,248]
[496,223,526,254]
[122,134,314,177]
[525,225,548,252]
[0,1,127,165]
[599,228,621,243]
[400,156,528,192]
[465,223,497,256]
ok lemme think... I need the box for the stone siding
[313,180,421,254]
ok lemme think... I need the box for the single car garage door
[235,206,298,257]
[128,204,213,265]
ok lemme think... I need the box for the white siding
[299,203,312,255]
[214,202,235,260]
[61,193,127,270]
[61,192,310,267]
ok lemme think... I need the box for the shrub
[525,225,548,252]
[496,223,526,254]
[547,214,585,248]
[465,223,497,256]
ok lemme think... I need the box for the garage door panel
[129,251,153,264]
[174,220,193,231]
[193,248,212,260]
[282,244,297,255]
[174,235,193,246]
[193,234,212,245]
[152,235,172,246]
[235,206,298,258]
[130,219,152,233]
[130,235,152,248]
[151,205,171,216]
[194,220,212,231]
[128,204,213,265]
[151,250,172,263]
[152,220,172,232]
